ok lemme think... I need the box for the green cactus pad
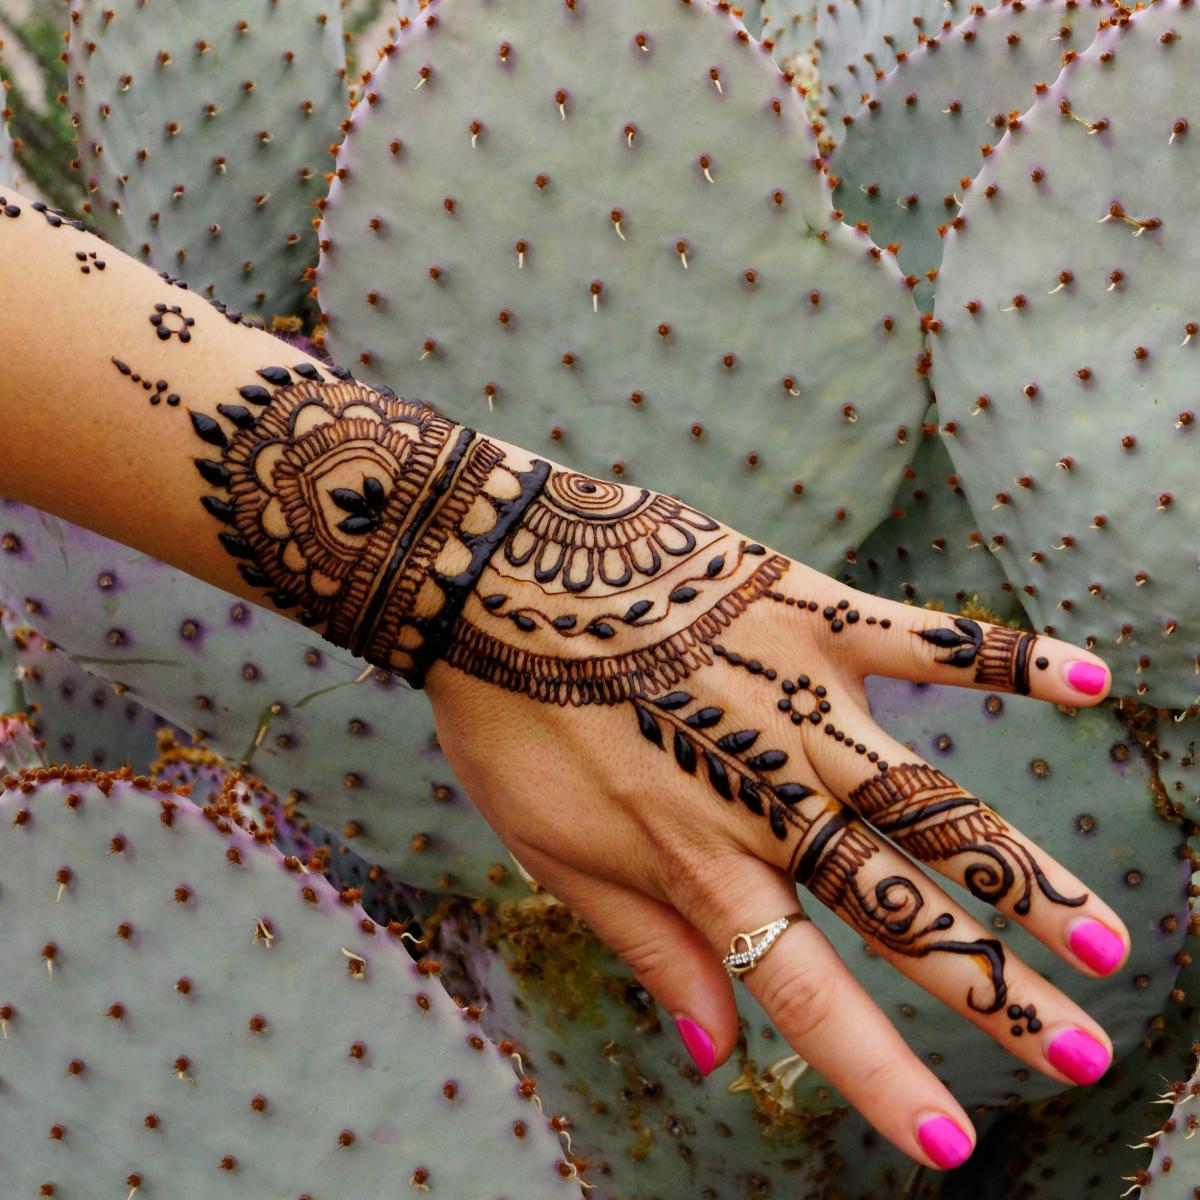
[0,609,172,772]
[835,676,1192,1108]
[843,412,1027,624]
[0,501,525,901]
[1157,712,1199,824]
[931,2,1200,707]
[814,0,997,140]
[0,766,577,1198]
[0,604,27,716]
[831,0,1101,311]
[759,0,819,69]
[68,0,348,318]
[0,106,14,187]
[318,0,928,576]
[1138,1047,1200,1198]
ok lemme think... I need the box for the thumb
[551,869,740,1077]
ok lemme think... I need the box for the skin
[0,184,1127,1170]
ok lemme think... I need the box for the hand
[424,459,1128,1171]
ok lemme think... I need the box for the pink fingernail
[1067,919,1126,975]
[1045,1028,1111,1085]
[917,1115,974,1170]
[674,1015,715,1076]
[1064,660,1108,696]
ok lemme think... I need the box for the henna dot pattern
[932,3,1200,705]
[317,0,926,574]
[830,0,1100,311]
[67,0,348,314]
[0,766,573,1196]
[148,302,195,342]
[110,358,181,407]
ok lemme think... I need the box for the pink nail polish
[1067,919,1126,975]
[674,1016,715,1076]
[1046,1028,1111,1085]
[1064,660,1108,696]
[917,1115,973,1169]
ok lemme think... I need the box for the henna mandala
[111,358,181,407]
[917,617,1039,694]
[849,763,1088,917]
[149,302,195,342]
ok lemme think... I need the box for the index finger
[771,569,1111,704]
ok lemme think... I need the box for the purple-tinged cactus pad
[932,1,1200,707]
[1156,710,1200,826]
[68,0,348,318]
[1138,1046,1200,1198]
[319,0,928,577]
[0,766,578,1198]
[0,106,15,188]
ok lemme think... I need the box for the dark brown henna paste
[111,358,181,407]
[849,763,1088,917]
[74,249,106,275]
[149,302,195,343]
[918,617,1038,694]
[195,370,549,685]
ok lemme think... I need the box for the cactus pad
[68,0,348,318]
[0,766,577,1197]
[831,0,1101,310]
[318,0,928,575]
[931,2,1200,707]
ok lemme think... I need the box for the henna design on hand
[149,302,195,343]
[111,358,181,407]
[849,764,1088,917]
[918,617,1038,694]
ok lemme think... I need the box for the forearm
[0,186,549,685]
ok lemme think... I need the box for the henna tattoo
[918,617,1038,694]
[633,689,813,839]
[111,358,181,407]
[766,588,891,631]
[849,764,1088,917]
[1008,1003,1043,1036]
[74,249,106,275]
[30,200,90,232]
[149,302,195,342]
[196,368,548,684]
[0,196,20,219]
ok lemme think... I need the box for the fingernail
[916,1115,974,1170]
[1067,918,1126,975]
[1064,660,1108,696]
[674,1015,715,1076]
[1045,1028,1111,1085]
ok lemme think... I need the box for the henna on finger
[916,618,1042,695]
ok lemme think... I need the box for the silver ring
[722,908,810,979]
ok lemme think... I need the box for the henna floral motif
[149,302,195,343]
[918,617,1039,694]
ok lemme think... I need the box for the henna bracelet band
[722,909,811,979]
[200,376,550,688]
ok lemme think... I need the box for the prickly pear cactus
[759,0,818,70]
[841,415,1027,625]
[318,0,929,576]
[931,1,1200,708]
[831,0,1101,310]
[0,604,25,714]
[1,608,172,771]
[67,0,349,318]
[0,501,525,901]
[0,103,14,187]
[814,0,997,139]
[1157,711,1200,823]
[1136,1045,1200,1198]
[0,765,580,1198]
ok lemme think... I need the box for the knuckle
[755,963,839,1043]
[612,932,677,991]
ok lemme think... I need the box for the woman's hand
[425,461,1127,1172]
